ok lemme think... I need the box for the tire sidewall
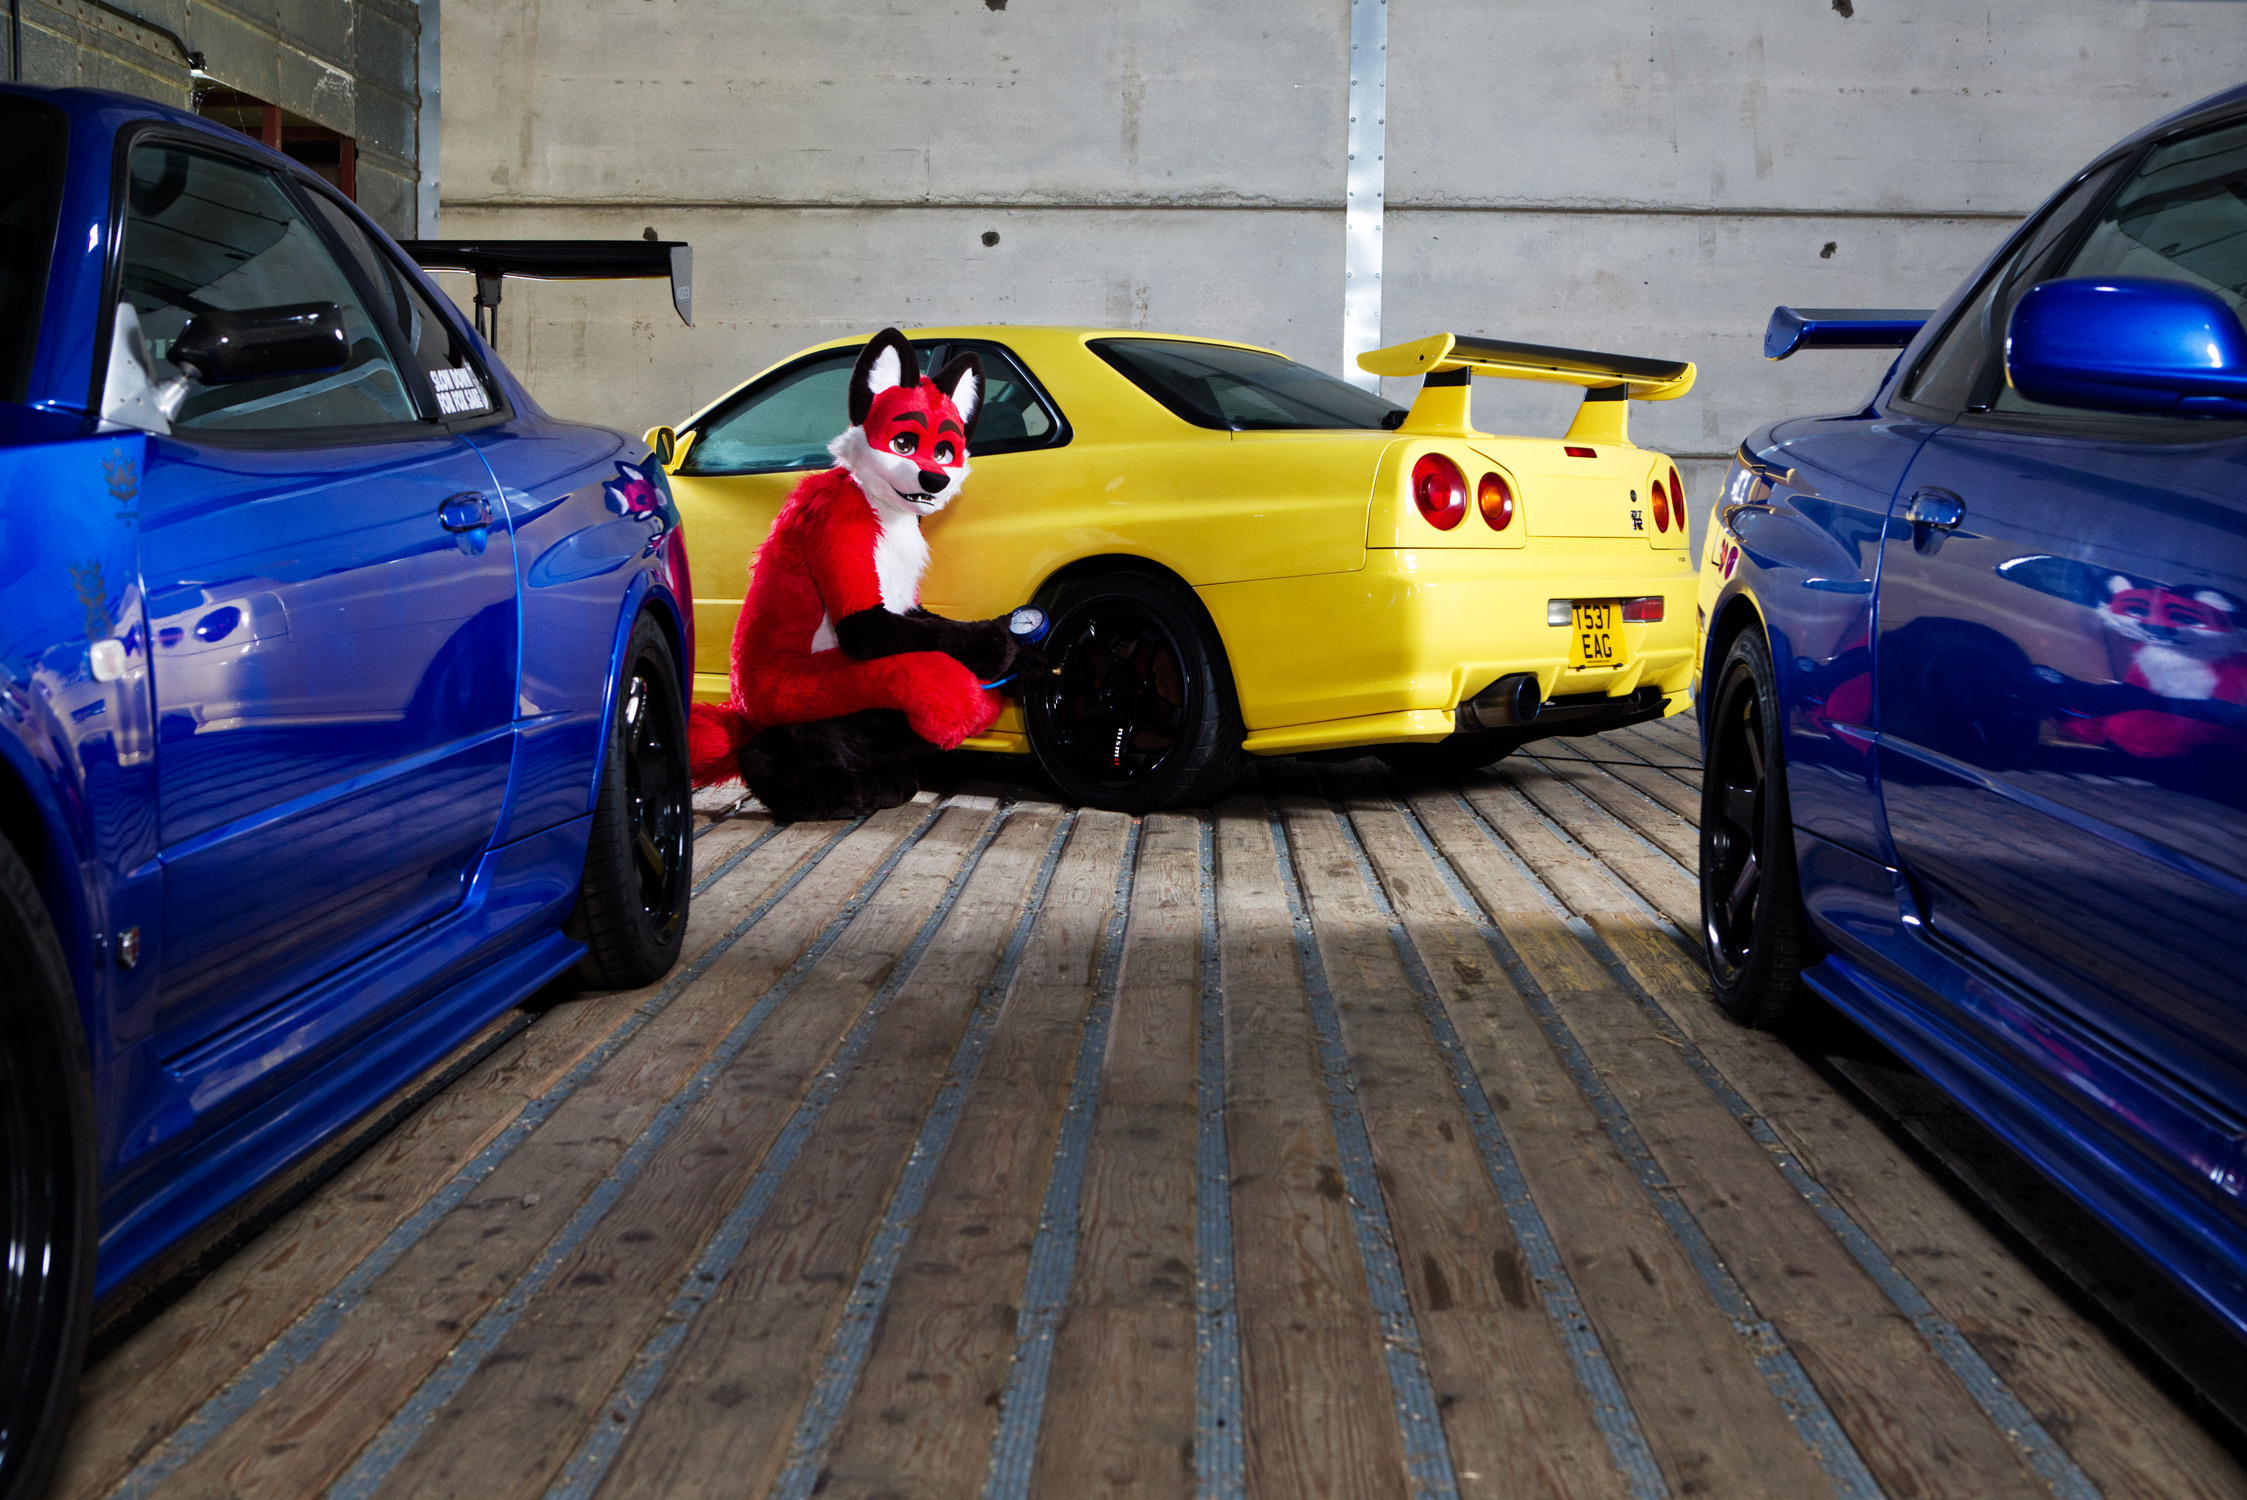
[1699,628,1809,1025]
[1026,571,1240,813]
[573,616,692,988]
[0,840,97,1500]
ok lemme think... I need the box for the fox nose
[916,470,949,494]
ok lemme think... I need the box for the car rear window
[0,99,66,405]
[1090,337,1404,431]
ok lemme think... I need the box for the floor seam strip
[537,802,1022,1500]
[99,812,877,1500]
[1316,775,1670,1500]
[320,800,956,1500]
[766,810,1084,1500]
[979,816,1143,1500]
[1260,779,1463,1500]
[1194,813,1247,1500]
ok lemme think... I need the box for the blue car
[1698,84,2247,1348]
[0,86,694,1495]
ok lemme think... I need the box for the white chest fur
[873,510,929,614]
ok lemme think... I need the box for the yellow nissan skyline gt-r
[652,325,1698,811]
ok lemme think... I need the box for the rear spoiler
[1358,332,1695,445]
[1763,307,1930,360]
[401,240,693,346]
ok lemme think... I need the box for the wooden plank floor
[57,729,2247,1500]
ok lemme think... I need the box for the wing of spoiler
[1358,332,1694,445]
[1763,307,1931,359]
[401,239,693,344]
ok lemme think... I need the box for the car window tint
[681,352,857,473]
[948,341,1059,453]
[119,143,417,433]
[0,99,65,404]
[1991,118,2247,416]
[303,192,496,420]
[1903,160,2128,415]
[1092,338,1405,430]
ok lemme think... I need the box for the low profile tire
[1376,730,1524,777]
[1700,629,1812,1027]
[571,615,692,989]
[0,837,97,1500]
[1025,571,1242,813]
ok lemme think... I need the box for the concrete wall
[8,0,423,235]
[442,1,2247,543]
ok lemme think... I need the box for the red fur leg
[688,701,758,787]
[889,657,1003,750]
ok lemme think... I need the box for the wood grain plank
[1354,782,1830,1500]
[567,808,1061,1500]
[1214,800,1411,1500]
[1033,812,1201,1500]
[1466,780,2052,1500]
[149,802,936,1500]
[1524,753,1700,876]
[1507,764,1697,934]
[811,811,1133,1500]
[363,804,1003,1500]
[50,813,787,1500]
[1271,773,1629,1500]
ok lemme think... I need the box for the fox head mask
[830,327,983,520]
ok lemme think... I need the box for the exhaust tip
[1457,673,1542,731]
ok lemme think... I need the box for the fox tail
[687,700,758,788]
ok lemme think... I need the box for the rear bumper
[1207,544,1697,753]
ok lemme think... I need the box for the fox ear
[931,351,983,440]
[849,327,918,427]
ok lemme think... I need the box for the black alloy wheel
[571,616,692,989]
[0,837,98,1500]
[1025,572,1241,813]
[1700,629,1811,1027]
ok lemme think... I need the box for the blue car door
[1873,118,2247,1208]
[117,136,520,1060]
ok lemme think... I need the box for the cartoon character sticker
[602,460,675,525]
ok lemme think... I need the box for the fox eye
[888,431,917,456]
[933,441,957,465]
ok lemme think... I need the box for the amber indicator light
[1477,471,1515,530]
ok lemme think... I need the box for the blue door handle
[439,492,494,532]
[1905,488,1964,531]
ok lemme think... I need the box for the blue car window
[0,98,65,404]
[300,190,497,421]
[1902,159,2130,416]
[1990,118,2247,416]
[118,143,419,434]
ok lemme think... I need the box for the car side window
[117,142,419,434]
[1990,117,2247,417]
[302,191,498,421]
[946,341,1062,454]
[1901,159,2129,416]
[680,351,860,475]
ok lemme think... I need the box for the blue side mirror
[2006,277,2247,418]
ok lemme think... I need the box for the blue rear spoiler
[1764,307,1933,360]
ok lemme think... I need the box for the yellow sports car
[654,326,1698,810]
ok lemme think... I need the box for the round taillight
[1477,472,1515,531]
[1412,453,1467,531]
[1651,480,1671,533]
[1669,465,1686,527]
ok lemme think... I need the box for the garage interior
[16,4,2247,1498]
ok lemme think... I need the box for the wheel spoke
[1741,719,1765,782]
[1723,784,1757,833]
[1725,852,1761,932]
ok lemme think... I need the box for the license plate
[1571,600,1623,667]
